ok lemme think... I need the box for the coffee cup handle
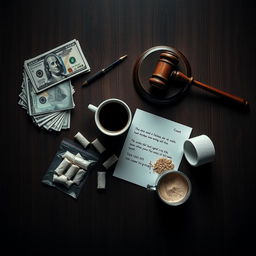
[88,104,98,113]
[147,184,157,191]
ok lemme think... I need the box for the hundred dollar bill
[62,111,71,130]
[47,113,64,131]
[33,112,60,127]
[19,91,27,104]
[24,72,75,116]
[24,39,90,93]
[18,99,27,109]
[44,112,65,131]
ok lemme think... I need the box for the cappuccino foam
[158,172,188,203]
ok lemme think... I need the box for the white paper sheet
[113,109,192,188]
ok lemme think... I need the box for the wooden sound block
[133,46,192,105]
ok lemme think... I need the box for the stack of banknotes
[18,39,90,131]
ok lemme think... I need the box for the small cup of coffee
[147,170,192,206]
[88,98,132,136]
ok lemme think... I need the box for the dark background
[1,0,256,255]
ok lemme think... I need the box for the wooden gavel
[149,51,249,107]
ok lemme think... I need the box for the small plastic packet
[73,169,87,186]
[96,154,119,190]
[74,132,90,149]
[92,138,106,154]
[54,158,71,176]
[42,139,100,199]
[97,171,106,190]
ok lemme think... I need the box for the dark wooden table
[2,0,256,255]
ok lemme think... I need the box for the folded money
[18,71,74,131]
[18,39,90,132]
[24,39,90,93]
[24,72,75,116]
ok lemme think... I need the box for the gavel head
[149,51,179,89]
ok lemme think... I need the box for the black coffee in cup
[88,98,132,136]
[99,102,129,131]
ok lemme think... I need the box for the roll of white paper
[73,169,87,185]
[53,174,73,189]
[97,171,106,189]
[62,151,75,161]
[76,153,82,158]
[183,134,215,167]
[54,158,71,176]
[74,156,91,170]
[92,138,106,154]
[62,151,91,170]
[103,154,118,169]
[64,164,80,180]
[74,132,90,149]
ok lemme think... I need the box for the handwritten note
[113,109,192,188]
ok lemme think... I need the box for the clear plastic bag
[42,138,100,199]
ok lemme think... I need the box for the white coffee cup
[88,98,132,136]
[183,134,215,167]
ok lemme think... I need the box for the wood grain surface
[1,0,256,255]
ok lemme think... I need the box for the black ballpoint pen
[82,54,128,86]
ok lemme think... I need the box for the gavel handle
[193,79,249,106]
[172,71,249,107]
